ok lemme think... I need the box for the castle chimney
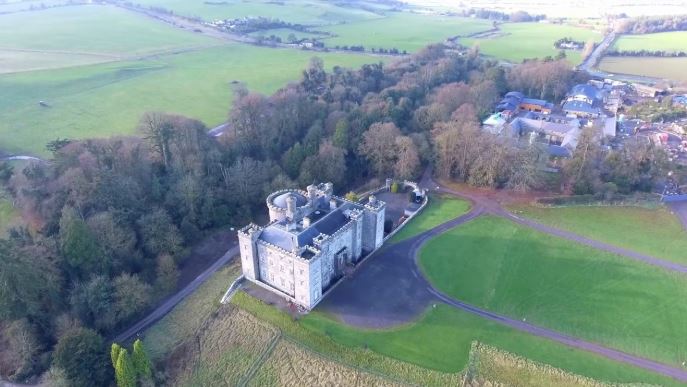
[286,194,297,221]
[307,184,317,207]
[302,216,311,228]
[368,194,377,206]
[329,198,337,211]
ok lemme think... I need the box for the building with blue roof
[238,183,386,309]
[563,83,605,118]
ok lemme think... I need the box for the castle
[238,183,386,310]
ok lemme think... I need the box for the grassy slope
[599,57,687,82]
[613,31,687,52]
[0,5,216,58]
[321,13,492,52]
[131,0,382,24]
[142,264,241,361]
[419,215,687,367]
[0,44,380,156]
[463,23,600,64]
[389,195,471,243]
[234,292,678,386]
[510,205,687,264]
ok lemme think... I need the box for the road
[112,245,239,343]
[401,176,687,382]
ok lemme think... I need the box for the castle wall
[238,227,260,281]
[256,242,296,297]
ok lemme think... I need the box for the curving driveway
[323,173,687,382]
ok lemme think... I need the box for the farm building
[238,183,386,310]
[562,84,605,118]
[496,91,554,115]
[509,117,581,157]
[632,83,665,98]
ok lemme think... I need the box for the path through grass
[510,204,687,264]
[419,215,687,368]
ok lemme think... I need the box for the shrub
[390,182,399,193]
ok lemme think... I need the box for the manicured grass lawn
[0,5,217,70]
[510,205,687,264]
[462,23,601,64]
[419,215,687,367]
[612,31,687,53]
[132,0,383,24]
[598,57,687,82]
[321,13,492,52]
[233,292,678,386]
[0,44,380,156]
[389,195,471,243]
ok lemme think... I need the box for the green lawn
[233,292,679,386]
[0,44,380,156]
[131,0,384,25]
[598,56,687,82]
[613,31,687,53]
[0,5,218,73]
[321,13,492,52]
[462,22,601,64]
[389,195,471,243]
[510,205,687,265]
[419,215,687,367]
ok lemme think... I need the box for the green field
[612,31,687,53]
[0,44,380,156]
[233,292,678,386]
[599,57,687,82]
[0,5,219,73]
[462,23,601,64]
[390,195,471,243]
[510,205,687,264]
[419,215,687,367]
[321,13,492,52]
[131,0,386,25]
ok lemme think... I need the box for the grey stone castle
[238,183,386,310]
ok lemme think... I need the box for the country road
[112,245,239,343]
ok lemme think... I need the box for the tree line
[615,15,687,34]
[606,49,687,57]
[0,42,673,386]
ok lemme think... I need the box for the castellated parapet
[238,182,385,310]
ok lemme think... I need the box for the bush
[390,182,399,193]
[384,219,394,233]
[345,191,359,202]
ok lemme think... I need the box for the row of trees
[462,8,546,22]
[606,49,687,57]
[615,15,687,34]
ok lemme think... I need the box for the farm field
[233,292,678,386]
[389,195,471,243]
[419,215,687,367]
[320,13,492,52]
[0,5,219,73]
[510,204,687,264]
[612,31,687,53]
[131,0,387,24]
[462,22,601,64]
[0,44,380,156]
[598,57,687,82]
